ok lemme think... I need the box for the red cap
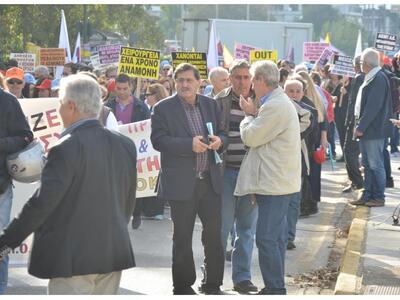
[5,67,24,81]
[36,79,52,89]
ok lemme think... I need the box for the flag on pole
[72,32,81,63]
[324,32,331,44]
[56,9,71,79]
[354,30,362,58]
[223,44,234,68]
[286,43,294,62]
[207,20,218,69]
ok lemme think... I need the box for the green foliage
[301,5,340,40]
[0,4,165,63]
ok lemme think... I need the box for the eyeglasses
[145,93,154,97]
[7,79,23,85]
[163,68,170,71]
[176,78,195,84]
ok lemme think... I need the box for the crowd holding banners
[303,42,330,62]
[375,32,397,52]
[10,53,36,73]
[249,49,278,64]
[314,46,335,70]
[118,46,160,80]
[330,54,356,78]
[39,48,66,67]
[171,51,208,79]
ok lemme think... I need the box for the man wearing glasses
[5,67,25,99]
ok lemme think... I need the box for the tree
[301,5,340,40]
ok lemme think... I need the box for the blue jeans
[221,167,257,284]
[359,138,386,201]
[287,190,301,242]
[0,184,12,294]
[390,115,399,153]
[256,193,299,294]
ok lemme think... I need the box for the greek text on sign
[375,32,397,52]
[315,47,334,69]
[330,54,355,78]
[171,52,208,79]
[10,53,36,72]
[118,47,160,80]
[303,42,330,62]
[234,42,261,61]
[39,48,66,67]
[97,44,121,65]
[249,50,278,64]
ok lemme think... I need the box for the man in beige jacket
[235,60,301,295]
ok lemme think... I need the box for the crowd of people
[0,46,399,295]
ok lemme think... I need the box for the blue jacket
[357,70,393,140]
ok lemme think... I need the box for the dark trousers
[383,138,392,181]
[133,199,142,217]
[335,114,347,153]
[390,114,399,153]
[142,196,164,217]
[169,177,224,290]
[328,122,336,156]
[309,158,322,202]
[343,124,363,188]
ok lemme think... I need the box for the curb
[334,205,370,295]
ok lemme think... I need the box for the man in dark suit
[105,73,150,230]
[0,74,137,294]
[151,63,228,295]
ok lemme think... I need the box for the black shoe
[225,249,232,262]
[198,284,224,295]
[173,287,197,295]
[386,177,394,188]
[287,241,296,250]
[233,280,258,294]
[131,216,141,230]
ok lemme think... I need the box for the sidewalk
[335,154,400,295]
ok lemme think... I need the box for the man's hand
[355,129,363,137]
[192,136,209,153]
[239,95,256,116]
[208,135,222,150]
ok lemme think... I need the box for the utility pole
[83,5,88,43]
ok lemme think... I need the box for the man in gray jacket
[0,74,137,294]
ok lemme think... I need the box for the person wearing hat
[5,67,25,99]
[36,79,52,98]
[22,73,36,98]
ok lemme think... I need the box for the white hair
[361,48,379,68]
[34,65,49,77]
[208,67,228,82]
[294,64,308,73]
[59,74,102,118]
[284,79,303,91]
[250,60,279,88]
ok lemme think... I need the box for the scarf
[354,66,381,118]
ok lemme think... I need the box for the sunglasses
[163,68,170,71]
[8,79,23,85]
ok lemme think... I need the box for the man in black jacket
[0,74,137,294]
[0,87,33,294]
[151,63,228,295]
[105,73,150,230]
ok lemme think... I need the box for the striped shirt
[179,97,209,172]
[225,94,247,169]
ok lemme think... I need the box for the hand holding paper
[206,122,222,164]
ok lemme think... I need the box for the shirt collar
[61,118,97,137]
[260,90,273,106]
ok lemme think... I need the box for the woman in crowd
[36,79,52,98]
[158,77,173,96]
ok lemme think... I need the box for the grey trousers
[48,271,122,295]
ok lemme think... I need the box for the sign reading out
[171,52,208,79]
[249,50,278,64]
[118,46,160,80]
[39,48,66,67]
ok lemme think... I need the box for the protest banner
[303,42,330,62]
[26,42,41,66]
[249,49,278,64]
[11,98,159,265]
[234,42,261,61]
[10,53,36,72]
[375,32,397,52]
[330,54,356,78]
[171,52,208,79]
[39,48,66,67]
[97,44,122,65]
[314,46,334,69]
[118,46,160,80]
[90,53,101,69]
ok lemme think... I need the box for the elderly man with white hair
[207,67,229,98]
[235,61,301,295]
[0,74,138,294]
[350,48,393,208]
